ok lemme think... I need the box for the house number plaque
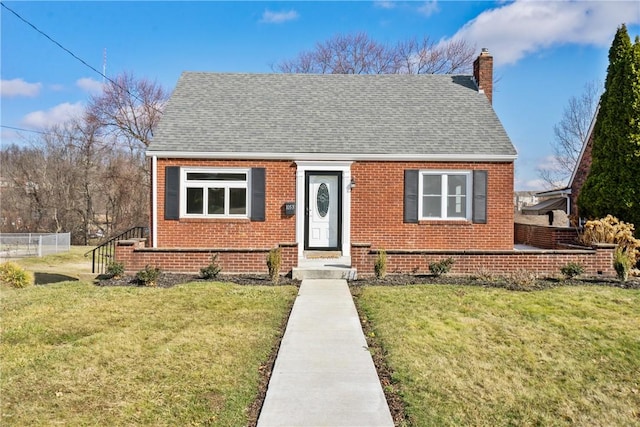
[284,202,296,216]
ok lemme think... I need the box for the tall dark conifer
[578,24,640,233]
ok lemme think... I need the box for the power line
[1,2,163,115]
[1,125,47,135]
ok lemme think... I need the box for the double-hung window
[182,169,249,218]
[419,171,471,220]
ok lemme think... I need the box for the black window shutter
[404,170,419,223]
[251,168,266,221]
[472,170,488,224]
[165,166,180,220]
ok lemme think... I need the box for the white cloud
[1,78,42,97]
[515,176,551,191]
[260,9,299,24]
[537,155,565,172]
[21,102,85,130]
[374,1,396,9]
[76,77,104,95]
[417,1,439,17]
[447,0,640,66]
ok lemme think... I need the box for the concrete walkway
[258,279,394,427]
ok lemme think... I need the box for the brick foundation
[116,239,298,275]
[116,238,616,278]
[351,243,616,277]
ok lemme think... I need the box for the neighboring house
[123,49,520,275]
[524,106,598,224]
[514,191,539,213]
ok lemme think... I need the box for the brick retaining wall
[514,223,580,249]
[116,239,616,278]
[115,239,298,274]
[351,243,616,277]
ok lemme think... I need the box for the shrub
[200,254,222,280]
[613,247,634,282]
[0,262,34,288]
[374,249,387,279]
[580,215,640,262]
[472,267,499,283]
[106,261,125,279]
[136,265,161,287]
[505,269,539,289]
[266,248,282,284]
[429,258,455,277]
[560,262,585,280]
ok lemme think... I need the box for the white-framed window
[418,171,472,220]
[181,168,250,218]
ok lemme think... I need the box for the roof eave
[568,103,600,187]
[536,188,571,197]
[145,151,517,162]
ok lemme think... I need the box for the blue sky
[1,1,639,191]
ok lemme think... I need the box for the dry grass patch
[355,285,640,426]
[10,246,94,282]
[1,281,296,425]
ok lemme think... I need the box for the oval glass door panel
[316,183,330,217]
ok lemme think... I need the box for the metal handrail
[85,226,148,274]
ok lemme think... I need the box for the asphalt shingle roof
[147,72,517,158]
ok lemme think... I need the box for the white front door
[306,172,341,249]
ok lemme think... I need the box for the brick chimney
[473,48,493,104]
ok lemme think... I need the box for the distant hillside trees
[0,73,167,244]
[578,24,640,234]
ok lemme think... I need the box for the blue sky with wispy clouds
[1,1,639,190]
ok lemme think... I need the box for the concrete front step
[292,266,357,280]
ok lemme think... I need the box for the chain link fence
[0,233,71,259]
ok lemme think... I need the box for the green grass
[1,280,297,426]
[355,284,640,426]
[10,246,94,282]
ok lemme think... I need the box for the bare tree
[1,116,149,242]
[538,80,601,188]
[103,150,149,233]
[276,32,396,74]
[274,32,476,75]
[87,72,167,149]
[1,72,166,242]
[394,37,475,74]
[0,144,48,233]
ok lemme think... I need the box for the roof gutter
[145,151,518,162]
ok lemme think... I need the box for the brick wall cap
[133,247,271,253]
[557,243,593,250]
[375,248,596,255]
[117,239,145,246]
[591,243,617,249]
[351,242,372,247]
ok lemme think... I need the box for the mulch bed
[95,273,301,288]
[95,272,640,290]
[94,272,639,426]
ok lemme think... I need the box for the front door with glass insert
[305,172,341,250]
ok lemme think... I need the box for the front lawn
[355,284,640,426]
[0,281,297,426]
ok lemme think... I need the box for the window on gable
[419,171,471,220]
[182,169,249,217]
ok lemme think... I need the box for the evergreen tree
[578,24,640,234]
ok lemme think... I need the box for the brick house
[116,49,527,276]
[115,49,616,277]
